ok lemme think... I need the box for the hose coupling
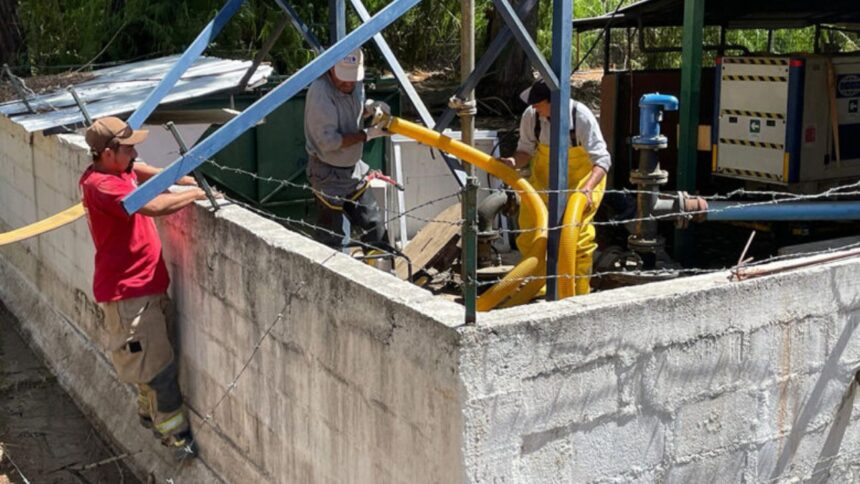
[448,96,478,116]
[370,108,393,130]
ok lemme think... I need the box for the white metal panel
[0,56,273,133]
[386,130,498,241]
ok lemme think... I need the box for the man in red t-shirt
[79,116,206,460]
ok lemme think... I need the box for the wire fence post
[463,176,478,324]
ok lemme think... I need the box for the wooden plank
[395,203,461,280]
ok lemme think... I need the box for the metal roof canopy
[0,55,273,133]
[573,0,860,31]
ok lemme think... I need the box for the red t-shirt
[79,167,169,302]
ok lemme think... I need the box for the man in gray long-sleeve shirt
[304,48,391,250]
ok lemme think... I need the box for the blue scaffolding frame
[121,0,574,301]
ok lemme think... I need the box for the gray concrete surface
[0,301,139,483]
[3,112,860,483]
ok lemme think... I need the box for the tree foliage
[7,0,860,76]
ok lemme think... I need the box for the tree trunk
[481,0,540,105]
[0,0,24,67]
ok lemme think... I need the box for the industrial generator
[712,54,860,190]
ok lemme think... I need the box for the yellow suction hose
[0,203,85,246]
[376,114,548,311]
[557,193,587,298]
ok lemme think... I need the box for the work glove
[364,127,390,140]
[364,99,391,116]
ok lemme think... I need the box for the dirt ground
[0,303,139,484]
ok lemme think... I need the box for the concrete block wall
[0,115,466,482]
[4,113,860,483]
[462,260,860,482]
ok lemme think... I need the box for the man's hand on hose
[364,100,391,116]
[364,127,391,141]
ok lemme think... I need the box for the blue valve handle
[634,93,679,147]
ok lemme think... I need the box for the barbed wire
[483,180,860,236]
[194,294,298,435]
[197,154,860,236]
[471,238,860,288]
[480,178,860,201]
[202,157,463,227]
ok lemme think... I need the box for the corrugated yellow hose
[378,115,548,311]
[557,193,587,298]
[0,203,85,246]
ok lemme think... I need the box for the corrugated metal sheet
[0,55,273,133]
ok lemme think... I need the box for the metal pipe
[127,0,245,128]
[706,201,860,221]
[238,15,290,91]
[478,189,508,233]
[460,0,476,175]
[463,177,478,324]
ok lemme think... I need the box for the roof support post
[460,0,476,175]
[491,0,560,90]
[126,0,245,128]
[238,15,290,91]
[435,0,538,131]
[349,0,467,186]
[330,0,347,43]
[675,0,705,263]
[545,0,572,301]
[677,0,704,192]
[273,0,323,53]
[122,0,421,214]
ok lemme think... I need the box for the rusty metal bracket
[164,122,221,211]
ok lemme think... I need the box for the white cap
[334,48,365,82]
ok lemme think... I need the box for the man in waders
[501,79,612,295]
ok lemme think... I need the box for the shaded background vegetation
[1,0,858,93]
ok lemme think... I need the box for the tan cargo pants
[101,294,189,439]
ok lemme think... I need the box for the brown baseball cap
[85,117,148,155]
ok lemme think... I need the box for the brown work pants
[101,294,189,439]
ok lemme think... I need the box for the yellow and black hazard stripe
[714,166,783,181]
[722,57,789,66]
[722,74,788,82]
[721,109,785,120]
[719,138,784,150]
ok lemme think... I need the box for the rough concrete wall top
[459,255,860,482]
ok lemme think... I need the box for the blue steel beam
[349,0,466,187]
[273,0,323,53]
[491,0,559,91]
[435,0,538,132]
[123,0,422,214]
[126,0,245,128]
[330,0,347,43]
[349,0,433,126]
[545,0,572,301]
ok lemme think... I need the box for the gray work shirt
[516,99,612,173]
[304,74,365,168]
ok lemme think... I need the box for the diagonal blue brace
[434,0,538,132]
[126,0,245,128]
[349,0,466,187]
[491,0,559,91]
[273,0,323,53]
[123,0,422,215]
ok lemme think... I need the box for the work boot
[163,429,198,462]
